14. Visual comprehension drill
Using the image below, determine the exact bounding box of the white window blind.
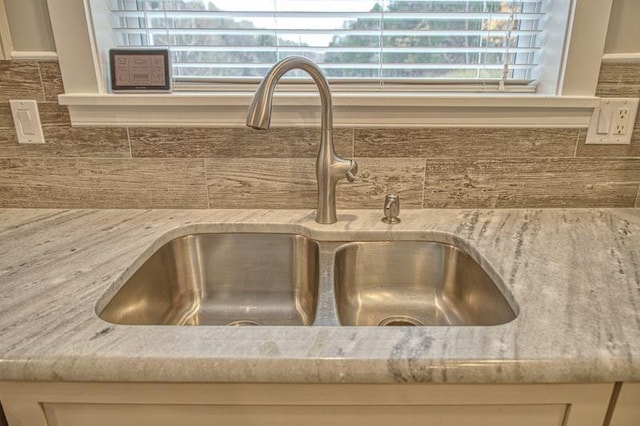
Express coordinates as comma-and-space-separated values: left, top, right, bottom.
101, 0, 546, 91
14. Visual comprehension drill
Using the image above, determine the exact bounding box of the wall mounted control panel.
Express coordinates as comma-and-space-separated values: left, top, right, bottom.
109, 49, 171, 92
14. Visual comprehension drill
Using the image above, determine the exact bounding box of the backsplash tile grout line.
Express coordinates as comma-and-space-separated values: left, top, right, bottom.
0, 155, 195, 161
36, 62, 47, 102
573, 129, 581, 158
351, 128, 355, 159
367, 156, 611, 160
126, 128, 133, 159
203, 158, 210, 209
0, 154, 637, 161
421, 159, 427, 208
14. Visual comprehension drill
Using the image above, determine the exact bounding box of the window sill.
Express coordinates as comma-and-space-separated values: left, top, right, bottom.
58, 93, 599, 128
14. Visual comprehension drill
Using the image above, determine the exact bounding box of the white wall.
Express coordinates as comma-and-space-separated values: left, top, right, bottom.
4, 0, 55, 52
604, 0, 640, 54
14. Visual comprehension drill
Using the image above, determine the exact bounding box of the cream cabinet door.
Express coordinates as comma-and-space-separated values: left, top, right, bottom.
610, 383, 640, 426
0, 382, 614, 426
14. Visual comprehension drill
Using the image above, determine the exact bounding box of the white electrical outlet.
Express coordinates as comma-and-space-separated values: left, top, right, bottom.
613, 107, 630, 135
585, 97, 639, 145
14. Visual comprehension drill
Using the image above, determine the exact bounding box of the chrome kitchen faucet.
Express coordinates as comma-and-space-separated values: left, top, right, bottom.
246, 56, 358, 224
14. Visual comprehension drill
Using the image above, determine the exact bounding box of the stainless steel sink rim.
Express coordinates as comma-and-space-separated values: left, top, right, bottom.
96, 230, 519, 328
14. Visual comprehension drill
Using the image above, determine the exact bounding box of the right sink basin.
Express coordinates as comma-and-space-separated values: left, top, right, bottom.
334, 241, 517, 326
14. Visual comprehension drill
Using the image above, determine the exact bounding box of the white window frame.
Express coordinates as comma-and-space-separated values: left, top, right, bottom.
47, 0, 612, 128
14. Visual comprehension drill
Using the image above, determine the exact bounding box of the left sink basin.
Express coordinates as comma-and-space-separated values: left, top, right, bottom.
98, 233, 320, 326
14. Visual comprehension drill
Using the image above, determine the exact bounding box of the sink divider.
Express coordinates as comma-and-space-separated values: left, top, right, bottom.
311, 242, 343, 326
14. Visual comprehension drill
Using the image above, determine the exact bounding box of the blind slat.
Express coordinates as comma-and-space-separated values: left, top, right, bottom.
114, 28, 541, 37
166, 46, 539, 53
111, 10, 543, 21
173, 62, 536, 70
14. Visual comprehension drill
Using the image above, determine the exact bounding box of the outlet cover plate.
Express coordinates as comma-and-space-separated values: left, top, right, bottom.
9, 100, 45, 144
585, 97, 639, 145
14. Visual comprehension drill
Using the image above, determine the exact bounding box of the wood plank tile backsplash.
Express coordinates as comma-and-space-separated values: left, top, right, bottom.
0, 158, 208, 208
424, 158, 640, 208
0, 62, 45, 102
130, 127, 353, 158
354, 128, 580, 158
0, 126, 130, 158
38, 62, 65, 102
337, 158, 426, 208
207, 158, 318, 209
0, 59, 639, 209
207, 157, 425, 209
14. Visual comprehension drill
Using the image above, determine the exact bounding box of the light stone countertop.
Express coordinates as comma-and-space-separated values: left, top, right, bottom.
0, 208, 639, 384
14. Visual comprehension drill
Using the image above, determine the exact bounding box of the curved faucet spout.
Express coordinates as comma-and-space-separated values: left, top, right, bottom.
246, 56, 358, 225
246, 56, 332, 131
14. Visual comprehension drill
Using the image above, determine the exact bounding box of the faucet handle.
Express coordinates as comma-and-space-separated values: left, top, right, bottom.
346, 159, 358, 183
382, 194, 401, 224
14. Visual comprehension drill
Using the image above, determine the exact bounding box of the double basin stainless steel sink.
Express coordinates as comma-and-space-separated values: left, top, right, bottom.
98, 233, 517, 327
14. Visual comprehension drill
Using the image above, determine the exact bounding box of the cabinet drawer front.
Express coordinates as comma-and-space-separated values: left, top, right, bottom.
43, 403, 568, 426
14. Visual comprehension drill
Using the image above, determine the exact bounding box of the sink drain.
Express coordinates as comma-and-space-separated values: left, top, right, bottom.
227, 320, 260, 326
378, 315, 424, 327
